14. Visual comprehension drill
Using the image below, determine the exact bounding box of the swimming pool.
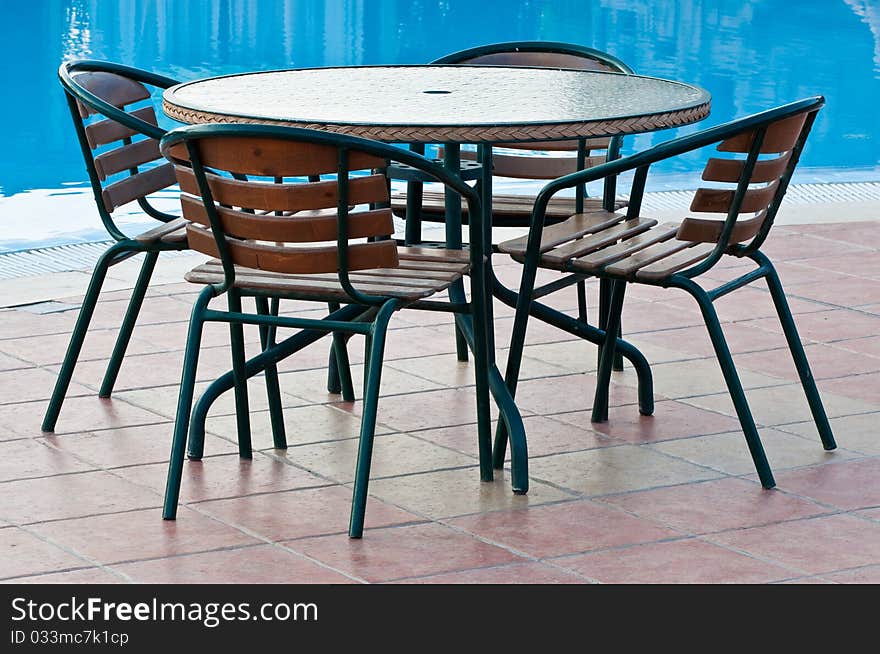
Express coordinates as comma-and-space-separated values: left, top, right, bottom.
1, 0, 878, 250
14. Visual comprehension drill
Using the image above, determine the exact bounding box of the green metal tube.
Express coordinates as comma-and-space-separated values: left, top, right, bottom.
326, 301, 356, 402
186, 303, 366, 459
349, 299, 399, 538
759, 255, 836, 450
255, 296, 287, 450
493, 279, 654, 416
576, 281, 588, 323
679, 279, 775, 488
227, 291, 253, 459
598, 279, 625, 371
42, 242, 130, 432
591, 280, 627, 423
488, 366, 528, 494
163, 286, 213, 519
404, 143, 426, 245
492, 222, 540, 470
444, 144, 469, 363
99, 251, 159, 398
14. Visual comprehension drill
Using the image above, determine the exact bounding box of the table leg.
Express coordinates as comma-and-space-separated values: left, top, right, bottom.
443, 144, 470, 363
448, 143, 528, 493
404, 143, 425, 245
490, 271, 655, 465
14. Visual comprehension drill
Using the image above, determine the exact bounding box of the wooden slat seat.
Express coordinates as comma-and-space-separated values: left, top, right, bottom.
498, 212, 714, 280
185, 250, 470, 300
390, 190, 626, 222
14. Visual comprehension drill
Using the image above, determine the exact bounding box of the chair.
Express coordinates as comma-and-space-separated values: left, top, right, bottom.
391, 41, 634, 242
387, 41, 635, 371
42, 60, 188, 432
159, 123, 491, 538
499, 97, 837, 488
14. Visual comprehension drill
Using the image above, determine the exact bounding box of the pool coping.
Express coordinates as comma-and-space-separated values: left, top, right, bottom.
0, 180, 878, 308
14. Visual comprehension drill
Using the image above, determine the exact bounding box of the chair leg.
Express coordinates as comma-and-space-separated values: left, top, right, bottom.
493, 240, 542, 469
762, 259, 836, 450
255, 296, 287, 450
598, 278, 625, 372
403, 179, 423, 246
454, 322, 469, 362
326, 301, 356, 402
42, 244, 125, 432
613, 322, 625, 371
228, 291, 252, 459
687, 283, 775, 488
576, 280, 588, 322
99, 251, 158, 398
591, 280, 627, 423
349, 299, 398, 539
163, 286, 212, 519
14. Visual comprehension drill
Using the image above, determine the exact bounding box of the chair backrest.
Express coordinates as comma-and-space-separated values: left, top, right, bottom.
58, 60, 180, 237
433, 41, 635, 180
675, 105, 819, 250
161, 129, 399, 278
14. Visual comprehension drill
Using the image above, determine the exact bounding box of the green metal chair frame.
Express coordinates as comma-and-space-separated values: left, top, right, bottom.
159, 123, 494, 538
499, 97, 837, 487
43, 60, 187, 432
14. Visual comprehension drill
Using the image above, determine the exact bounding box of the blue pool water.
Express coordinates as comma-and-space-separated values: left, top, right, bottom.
1, 0, 879, 249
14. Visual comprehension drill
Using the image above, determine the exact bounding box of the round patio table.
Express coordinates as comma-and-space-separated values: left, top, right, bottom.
164, 65, 710, 142
163, 65, 711, 494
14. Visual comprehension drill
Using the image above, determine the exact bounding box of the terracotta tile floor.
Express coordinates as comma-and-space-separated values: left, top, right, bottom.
1, 221, 879, 584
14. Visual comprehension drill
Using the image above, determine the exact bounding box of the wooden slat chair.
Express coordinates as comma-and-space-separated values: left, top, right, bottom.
42, 60, 189, 432
385, 41, 638, 376
498, 97, 837, 489
159, 124, 492, 538
391, 41, 634, 239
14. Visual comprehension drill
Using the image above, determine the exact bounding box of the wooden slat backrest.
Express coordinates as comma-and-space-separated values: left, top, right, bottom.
168, 137, 398, 275
494, 152, 606, 180
677, 110, 810, 244
455, 149, 605, 179
179, 195, 393, 243
174, 166, 388, 212
454, 51, 621, 72
185, 224, 398, 275
71, 71, 171, 212
166, 138, 384, 178
100, 163, 176, 213
73, 71, 151, 118
94, 139, 162, 179
85, 106, 158, 149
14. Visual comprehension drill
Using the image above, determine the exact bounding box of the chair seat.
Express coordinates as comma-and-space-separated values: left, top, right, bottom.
390, 190, 627, 223
185, 246, 472, 301
499, 210, 716, 281
134, 216, 188, 244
